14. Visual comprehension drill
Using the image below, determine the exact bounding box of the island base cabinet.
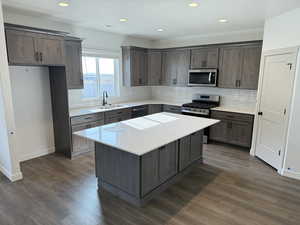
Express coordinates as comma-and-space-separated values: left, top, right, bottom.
179, 130, 203, 171
95, 144, 140, 197
141, 141, 178, 196
95, 130, 204, 207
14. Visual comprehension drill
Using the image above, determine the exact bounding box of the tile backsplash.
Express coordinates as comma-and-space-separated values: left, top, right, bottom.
151, 86, 257, 108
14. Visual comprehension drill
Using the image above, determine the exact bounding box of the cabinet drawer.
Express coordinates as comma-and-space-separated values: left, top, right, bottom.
71, 113, 104, 125
211, 110, 253, 123
163, 105, 182, 114
72, 119, 104, 132
105, 108, 131, 118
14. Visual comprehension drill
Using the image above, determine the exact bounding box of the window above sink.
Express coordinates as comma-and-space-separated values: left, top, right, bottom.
81, 55, 120, 100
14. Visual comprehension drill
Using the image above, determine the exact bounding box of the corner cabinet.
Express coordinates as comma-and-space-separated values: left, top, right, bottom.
147, 50, 163, 85
218, 42, 262, 90
122, 46, 148, 87
209, 110, 254, 148
65, 38, 84, 89
162, 49, 190, 86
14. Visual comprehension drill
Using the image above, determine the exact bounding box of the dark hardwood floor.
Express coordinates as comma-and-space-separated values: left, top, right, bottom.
1, 143, 300, 225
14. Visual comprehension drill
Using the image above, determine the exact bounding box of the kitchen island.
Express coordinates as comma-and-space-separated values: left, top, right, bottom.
75, 112, 219, 206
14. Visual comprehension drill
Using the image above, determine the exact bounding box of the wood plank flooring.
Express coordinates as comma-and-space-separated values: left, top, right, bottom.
1, 143, 300, 225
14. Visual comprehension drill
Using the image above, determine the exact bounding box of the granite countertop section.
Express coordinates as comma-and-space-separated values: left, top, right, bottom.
211, 106, 256, 115
69, 100, 185, 117
74, 112, 219, 156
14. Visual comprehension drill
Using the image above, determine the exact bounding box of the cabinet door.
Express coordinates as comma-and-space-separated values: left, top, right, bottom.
148, 104, 162, 114
163, 105, 182, 114
159, 141, 178, 183
179, 135, 191, 171
240, 45, 262, 90
105, 116, 121, 124
72, 121, 104, 154
209, 120, 228, 143
191, 48, 219, 69
132, 49, 148, 86
190, 131, 203, 161
162, 51, 177, 85
148, 51, 162, 85
35, 37, 65, 65
5, 29, 38, 65
65, 40, 83, 89
218, 46, 243, 88
229, 121, 253, 148
141, 150, 160, 196
176, 49, 190, 86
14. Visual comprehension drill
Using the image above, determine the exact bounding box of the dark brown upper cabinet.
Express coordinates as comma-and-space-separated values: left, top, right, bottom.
162, 49, 189, 86
190, 47, 219, 69
147, 50, 162, 86
5, 29, 37, 65
218, 42, 262, 90
5, 28, 65, 66
65, 38, 83, 89
122, 46, 148, 87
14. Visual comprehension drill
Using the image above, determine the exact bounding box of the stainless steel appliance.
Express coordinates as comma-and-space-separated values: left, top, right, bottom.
182, 94, 220, 143
188, 69, 218, 87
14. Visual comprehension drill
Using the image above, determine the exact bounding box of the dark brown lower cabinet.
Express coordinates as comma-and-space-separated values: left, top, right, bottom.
71, 120, 104, 157
209, 110, 254, 148
163, 105, 182, 114
95, 130, 203, 206
148, 104, 163, 114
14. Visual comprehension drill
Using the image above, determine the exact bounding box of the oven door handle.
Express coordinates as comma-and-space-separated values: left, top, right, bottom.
208, 72, 212, 83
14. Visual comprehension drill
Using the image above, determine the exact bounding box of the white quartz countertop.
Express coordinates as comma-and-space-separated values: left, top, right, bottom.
74, 112, 219, 156
69, 100, 184, 117
211, 106, 256, 115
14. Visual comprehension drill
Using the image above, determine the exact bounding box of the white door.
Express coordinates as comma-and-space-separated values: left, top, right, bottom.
256, 51, 297, 170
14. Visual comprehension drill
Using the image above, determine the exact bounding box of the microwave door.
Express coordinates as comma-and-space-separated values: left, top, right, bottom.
189, 71, 215, 86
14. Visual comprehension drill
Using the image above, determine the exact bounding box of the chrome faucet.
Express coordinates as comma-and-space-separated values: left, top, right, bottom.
102, 91, 109, 106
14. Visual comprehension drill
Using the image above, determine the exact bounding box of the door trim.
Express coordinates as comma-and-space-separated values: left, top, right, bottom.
250, 47, 299, 173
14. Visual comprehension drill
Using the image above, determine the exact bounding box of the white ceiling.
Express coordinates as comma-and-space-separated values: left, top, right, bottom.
2, 0, 300, 40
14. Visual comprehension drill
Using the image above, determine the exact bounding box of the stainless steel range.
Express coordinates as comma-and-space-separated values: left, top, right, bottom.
182, 94, 220, 143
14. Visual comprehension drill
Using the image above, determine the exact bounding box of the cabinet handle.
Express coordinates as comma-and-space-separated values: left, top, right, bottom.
235, 80, 239, 87
238, 80, 241, 87
39, 52, 43, 62
35, 52, 39, 62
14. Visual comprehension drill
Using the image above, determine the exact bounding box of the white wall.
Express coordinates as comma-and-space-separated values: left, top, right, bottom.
261, 7, 300, 179
263, 8, 300, 51
151, 28, 263, 48
0, 1, 22, 181
151, 86, 257, 109
10, 67, 55, 161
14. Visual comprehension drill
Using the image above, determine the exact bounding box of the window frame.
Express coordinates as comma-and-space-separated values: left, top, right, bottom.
81, 51, 120, 102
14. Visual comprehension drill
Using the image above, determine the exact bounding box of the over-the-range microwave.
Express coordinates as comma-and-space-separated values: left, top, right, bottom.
188, 69, 218, 87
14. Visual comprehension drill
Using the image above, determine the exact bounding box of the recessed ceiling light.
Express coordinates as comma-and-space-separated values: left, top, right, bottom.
219, 19, 228, 23
157, 28, 164, 32
58, 1, 69, 7
120, 18, 128, 22
188, 2, 199, 7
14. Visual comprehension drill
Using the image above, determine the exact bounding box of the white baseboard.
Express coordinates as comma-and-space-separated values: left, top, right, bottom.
20, 147, 55, 162
282, 169, 300, 180
0, 164, 23, 182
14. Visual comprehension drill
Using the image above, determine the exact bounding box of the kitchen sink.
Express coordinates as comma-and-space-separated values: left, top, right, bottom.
89, 104, 125, 112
